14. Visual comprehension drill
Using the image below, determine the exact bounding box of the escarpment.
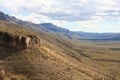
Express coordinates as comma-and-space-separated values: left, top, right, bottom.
0, 31, 42, 49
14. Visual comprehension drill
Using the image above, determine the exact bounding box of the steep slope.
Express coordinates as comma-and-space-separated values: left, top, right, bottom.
0, 21, 87, 80
40, 23, 83, 41
0, 21, 118, 80
40, 23, 70, 33
0, 12, 46, 33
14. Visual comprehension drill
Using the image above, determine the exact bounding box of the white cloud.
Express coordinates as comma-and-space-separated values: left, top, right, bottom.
0, 0, 120, 32
0, 0, 25, 14
0, 0, 120, 21
14, 13, 49, 23
68, 20, 120, 33
110, 12, 119, 15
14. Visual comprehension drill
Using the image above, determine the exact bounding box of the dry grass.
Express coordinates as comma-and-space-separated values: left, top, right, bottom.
0, 21, 120, 80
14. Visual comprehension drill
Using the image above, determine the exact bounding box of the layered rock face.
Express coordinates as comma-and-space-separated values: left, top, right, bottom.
0, 31, 42, 49
0, 31, 41, 49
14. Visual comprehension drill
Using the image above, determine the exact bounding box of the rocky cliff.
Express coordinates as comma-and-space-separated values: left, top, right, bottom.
0, 21, 42, 50
0, 31, 30, 49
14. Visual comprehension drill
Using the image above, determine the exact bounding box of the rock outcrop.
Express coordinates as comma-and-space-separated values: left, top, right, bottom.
0, 31, 41, 49
28, 35, 42, 48
0, 32, 30, 49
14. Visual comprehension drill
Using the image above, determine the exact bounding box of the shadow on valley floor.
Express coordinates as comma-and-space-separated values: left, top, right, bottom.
109, 48, 120, 51
72, 49, 91, 59
92, 59, 120, 63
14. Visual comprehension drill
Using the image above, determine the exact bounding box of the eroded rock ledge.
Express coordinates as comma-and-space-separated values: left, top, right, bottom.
0, 31, 42, 49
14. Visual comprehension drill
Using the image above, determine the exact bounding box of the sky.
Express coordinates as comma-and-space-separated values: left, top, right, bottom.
0, 0, 120, 33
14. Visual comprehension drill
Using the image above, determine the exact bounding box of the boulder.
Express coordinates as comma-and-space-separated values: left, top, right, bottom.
0, 68, 5, 80
20, 36, 31, 49
25, 37, 31, 48
28, 35, 42, 48
14, 36, 31, 49
38, 38, 42, 48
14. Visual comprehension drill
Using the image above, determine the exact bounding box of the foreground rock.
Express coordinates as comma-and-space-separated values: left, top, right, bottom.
0, 67, 5, 80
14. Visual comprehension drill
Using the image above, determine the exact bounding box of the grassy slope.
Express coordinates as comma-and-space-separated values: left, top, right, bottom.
0, 21, 120, 80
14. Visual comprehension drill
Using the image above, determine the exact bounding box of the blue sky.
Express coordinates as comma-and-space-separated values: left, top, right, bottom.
0, 0, 120, 33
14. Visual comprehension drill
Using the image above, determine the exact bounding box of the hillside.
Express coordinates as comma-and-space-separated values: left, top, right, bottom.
0, 21, 120, 80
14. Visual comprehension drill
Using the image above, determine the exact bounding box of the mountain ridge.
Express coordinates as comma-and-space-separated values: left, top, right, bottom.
0, 11, 120, 41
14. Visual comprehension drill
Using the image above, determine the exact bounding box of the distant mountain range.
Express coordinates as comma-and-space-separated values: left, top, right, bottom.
0, 11, 120, 41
